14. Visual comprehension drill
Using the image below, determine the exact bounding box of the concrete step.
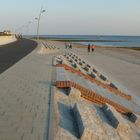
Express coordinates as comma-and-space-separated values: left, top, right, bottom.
87, 80, 140, 114
55, 65, 133, 114
67, 71, 140, 114
73, 102, 108, 140
56, 67, 69, 82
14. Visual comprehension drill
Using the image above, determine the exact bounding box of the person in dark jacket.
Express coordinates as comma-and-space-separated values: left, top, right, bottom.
65, 42, 67, 49
70, 43, 72, 49
88, 44, 90, 52
91, 44, 95, 52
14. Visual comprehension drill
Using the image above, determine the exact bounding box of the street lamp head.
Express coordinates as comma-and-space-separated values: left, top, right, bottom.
35, 8, 46, 40
41, 10, 46, 13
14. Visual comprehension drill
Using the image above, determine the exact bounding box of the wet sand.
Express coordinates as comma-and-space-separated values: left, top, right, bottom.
0, 38, 37, 74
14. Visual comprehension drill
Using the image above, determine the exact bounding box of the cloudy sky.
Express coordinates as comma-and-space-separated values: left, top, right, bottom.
0, 0, 140, 35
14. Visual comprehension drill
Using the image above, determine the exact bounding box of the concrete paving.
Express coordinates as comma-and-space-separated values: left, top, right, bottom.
68, 47, 140, 105
0, 41, 54, 140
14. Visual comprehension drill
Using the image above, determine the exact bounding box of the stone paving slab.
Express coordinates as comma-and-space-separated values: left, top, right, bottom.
0, 43, 54, 140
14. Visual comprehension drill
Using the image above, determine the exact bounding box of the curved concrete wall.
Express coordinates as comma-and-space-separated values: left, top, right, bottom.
0, 36, 17, 45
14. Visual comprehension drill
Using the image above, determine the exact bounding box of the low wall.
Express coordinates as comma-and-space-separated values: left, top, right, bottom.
0, 35, 17, 46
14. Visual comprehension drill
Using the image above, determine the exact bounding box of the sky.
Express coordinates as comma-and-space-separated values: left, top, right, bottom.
0, 0, 140, 36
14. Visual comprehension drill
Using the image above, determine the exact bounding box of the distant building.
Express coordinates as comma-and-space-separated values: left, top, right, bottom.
0, 30, 12, 36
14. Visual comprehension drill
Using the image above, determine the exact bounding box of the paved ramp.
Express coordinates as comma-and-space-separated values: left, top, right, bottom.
0, 44, 52, 140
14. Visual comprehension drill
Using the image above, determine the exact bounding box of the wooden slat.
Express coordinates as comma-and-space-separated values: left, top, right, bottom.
56, 81, 132, 115
55, 63, 131, 100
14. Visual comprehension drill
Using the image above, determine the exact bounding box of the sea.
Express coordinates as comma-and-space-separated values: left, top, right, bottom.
36, 35, 140, 48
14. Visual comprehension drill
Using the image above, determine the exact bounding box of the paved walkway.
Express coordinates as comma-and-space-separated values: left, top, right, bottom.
71, 47, 140, 98
0, 42, 54, 140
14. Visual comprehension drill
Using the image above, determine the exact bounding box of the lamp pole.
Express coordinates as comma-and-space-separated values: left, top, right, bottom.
35, 7, 46, 40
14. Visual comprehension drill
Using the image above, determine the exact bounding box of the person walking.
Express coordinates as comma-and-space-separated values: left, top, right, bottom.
91, 44, 94, 52
70, 43, 72, 49
91, 44, 96, 52
94, 44, 96, 51
68, 43, 71, 49
65, 42, 67, 49
88, 43, 90, 53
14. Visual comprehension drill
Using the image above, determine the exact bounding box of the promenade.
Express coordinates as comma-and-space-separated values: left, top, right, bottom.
0, 39, 140, 139
0, 40, 54, 140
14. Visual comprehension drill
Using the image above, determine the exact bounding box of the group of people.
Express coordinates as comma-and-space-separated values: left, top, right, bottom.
15, 34, 23, 39
65, 42, 95, 52
88, 43, 96, 53
65, 42, 72, 49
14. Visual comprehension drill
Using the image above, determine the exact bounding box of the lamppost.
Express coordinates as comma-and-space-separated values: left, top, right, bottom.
35, 7, 46, 40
